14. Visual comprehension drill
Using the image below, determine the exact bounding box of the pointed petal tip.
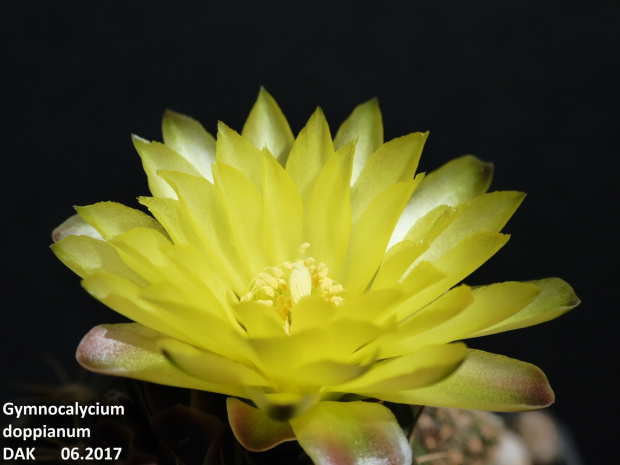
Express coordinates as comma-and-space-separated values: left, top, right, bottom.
131, 134, 150, 145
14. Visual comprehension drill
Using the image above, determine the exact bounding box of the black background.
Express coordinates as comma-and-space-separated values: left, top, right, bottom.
1, 1, 618, 463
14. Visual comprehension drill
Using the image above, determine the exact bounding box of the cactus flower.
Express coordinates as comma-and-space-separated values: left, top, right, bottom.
52, 89, 579, 465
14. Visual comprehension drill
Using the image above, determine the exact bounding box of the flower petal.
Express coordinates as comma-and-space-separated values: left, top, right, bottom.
372, 240, 429, 291
333, 98, 383, 185
289, 295, 336, 334
139, 284, 251, 362
399, 231, 510, 313
383, 282, 540, 359
242, 88, 295, 164
77, 323, 246, 397
414, 191, 525, 265
390, 155, 493, 246
337, 343, 467, 394
351, 132, 427, 222
132, 135, 201, 198
76, 201, 167, 240
305, 142, 354, 275
295, 358, 374, 387
226, 397, 296, 452
414, 281, 541, 344
290, 401, 412, 465
51, 235, 147, 285
472, 278, 580, 336
160, 338, 269, 387
262, 153, 304, 264
52, 213, 103, 242
233, 301, 287, 338
375, 285, 474, 358
138, 196, 200, 248
216, 122, 264, 193
81, 272, 198, 345
286, 108, 335, 204
372, 349, 555, 412
155, 170, 248, 295
342, 181, 417, 295
213, 162, 268, 278
162, 110, 216, 181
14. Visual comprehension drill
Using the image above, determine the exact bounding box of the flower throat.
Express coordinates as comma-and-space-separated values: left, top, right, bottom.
240, 243, 344, 325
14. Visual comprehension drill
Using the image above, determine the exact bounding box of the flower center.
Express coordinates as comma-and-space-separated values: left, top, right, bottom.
240, 243, 344, 326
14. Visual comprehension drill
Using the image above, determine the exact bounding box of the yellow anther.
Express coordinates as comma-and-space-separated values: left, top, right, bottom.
241, 244, 345, 329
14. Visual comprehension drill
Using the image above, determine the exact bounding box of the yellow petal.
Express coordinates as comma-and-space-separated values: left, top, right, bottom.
162, 110, 216, 181
233, 301, 287, 339
305, 141, 354, 275
138, 196, 199, 247
107, 227, 174, 285
335, 288, 403, 324
412, 282, 540, 348
261, 153, 304, 264
216, 122, 264, 193
213, 162, 268, 279
295, 358, 374, 387
110, 228, 234, 321
160, 337, 269, 387
132, 135, 201, 198
377, 285, 474, 358
81, 272, 194, 345
341, 181, 417, 295
399, 231, 510, 314
351, 132, 427, 222
242, 88, 295, 164
289, 295, 336, 334
336, 343, 467, 393
155, 170, 248, 295
398, 261, 446, 299
386, 282, 540, 357
140, 283, 251, 363
51, 235, 147, 286
472, 278, 580, 336
401, 203, 467, 245
76, 201, 167, 240
372, 240, 429, 291
415, 191, 525, 265
286, 108, 335, 204
333, 98, 384, 185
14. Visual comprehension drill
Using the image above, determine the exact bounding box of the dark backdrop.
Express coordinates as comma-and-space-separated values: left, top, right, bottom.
1, 1, 618, 463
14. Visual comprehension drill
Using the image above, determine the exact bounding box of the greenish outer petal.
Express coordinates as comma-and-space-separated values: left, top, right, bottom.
226, 397, 296, 452
471, 277, 580, 337
241, 87, 295, 164
76, 323, 247, 397
369, 349, 554, 412
389, 155, 493, 248
161, 109, 216, 182
290, 401, 412, 465
52, 213, 103, 242
333, 98, 384, 186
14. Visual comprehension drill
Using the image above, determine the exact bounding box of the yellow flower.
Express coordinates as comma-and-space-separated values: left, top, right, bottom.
52, 89, 579, 465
